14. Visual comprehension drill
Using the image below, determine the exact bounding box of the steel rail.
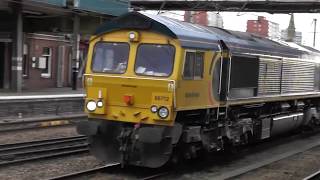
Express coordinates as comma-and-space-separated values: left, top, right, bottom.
0, 143, 88, 158
0, 119, 84, 133
0, 135, 87, 152
0, 115, 86, 126
46, 163, 121, 180
0, 148, 89, 167
303, 170, 320, 180
0, 124, 73, 133
46, 160, 170, 180
0, 136, 89, 167
140, 171, 170, 180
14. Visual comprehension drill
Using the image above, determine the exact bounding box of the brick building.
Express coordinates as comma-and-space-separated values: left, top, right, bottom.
0, 0, 128, 92
184, 11, 224, 28
184, 11, 208, 26
23, 34, 72, 90
247, 16, 280, 39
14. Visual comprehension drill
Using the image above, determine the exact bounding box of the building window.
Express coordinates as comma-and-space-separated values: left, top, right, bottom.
183, 51, 204, 79
23, 55, 28, 77
40, 47, 52, 78
23, 44, 29, 77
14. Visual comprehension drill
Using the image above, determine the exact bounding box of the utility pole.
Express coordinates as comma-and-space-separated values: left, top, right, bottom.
72, 15, 80, 90
128, 0, 133, 12
11, 2, 23, 92
313, 18, 317, 47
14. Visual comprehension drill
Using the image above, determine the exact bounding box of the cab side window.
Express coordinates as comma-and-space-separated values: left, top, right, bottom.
183, 52, 195, 79
194, 52, 204, 79
183, 51, 204, 79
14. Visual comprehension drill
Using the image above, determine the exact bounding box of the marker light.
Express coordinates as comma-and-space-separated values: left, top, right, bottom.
97, 100, 103, 108
150, 105, 158, 113
129, 32, 135, 39
158, 107, 169, 119
86, 101, 97, 112
128, 31, 139, 42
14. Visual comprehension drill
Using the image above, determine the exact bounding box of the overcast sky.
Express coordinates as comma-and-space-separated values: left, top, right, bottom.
146, 11, 320, 50
221, 12, 320, 50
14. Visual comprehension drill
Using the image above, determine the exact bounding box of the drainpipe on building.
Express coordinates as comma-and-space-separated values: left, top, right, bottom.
72, 14, 80, 90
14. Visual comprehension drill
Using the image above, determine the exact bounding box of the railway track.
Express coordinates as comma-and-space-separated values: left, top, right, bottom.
0, 117, 85, 133
303, 170, 320, 180
159, 132, 320, 180
140, 171, 171, 180
46, 163, 121, 180
0, 135, 89, 167
217, 132, 320, 180
8, 132, 318, 180
43, 132, 320, 180
47, 163, 170, 180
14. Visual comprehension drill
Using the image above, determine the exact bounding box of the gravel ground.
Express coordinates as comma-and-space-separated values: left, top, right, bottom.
233, 146, 320, 180
0, 126, 79, 144
0, 126, 103, 180
0, 154, 102, 180
83, 165, 171, 180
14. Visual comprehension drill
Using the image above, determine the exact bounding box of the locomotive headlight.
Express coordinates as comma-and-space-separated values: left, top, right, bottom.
128, 31, 139, 42
150, 105, 158, 113
129, 32, 135, 39
86, 101, 97, 112
97, 100, 103, 108
158, 107, 169, 119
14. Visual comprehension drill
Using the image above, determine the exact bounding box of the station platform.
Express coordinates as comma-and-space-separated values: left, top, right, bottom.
0, 87, 85, 98
0, 88, 86, 122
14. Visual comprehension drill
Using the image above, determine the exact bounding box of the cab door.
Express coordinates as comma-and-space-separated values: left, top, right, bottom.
176, 50, 214, 110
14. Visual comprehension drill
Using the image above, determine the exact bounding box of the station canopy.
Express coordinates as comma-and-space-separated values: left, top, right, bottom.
30, 0, 66, 7
25, 0, 129, 16
73, 0, 129, 16
130, 0, 320, 13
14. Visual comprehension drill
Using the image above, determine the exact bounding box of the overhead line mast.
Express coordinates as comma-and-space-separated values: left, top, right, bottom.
313, 18, 317, 47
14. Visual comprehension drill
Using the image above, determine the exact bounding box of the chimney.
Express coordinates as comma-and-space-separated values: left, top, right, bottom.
258, 16, 266, 22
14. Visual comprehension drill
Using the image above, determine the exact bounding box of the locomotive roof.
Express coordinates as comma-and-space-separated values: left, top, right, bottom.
94, 12, 310, 58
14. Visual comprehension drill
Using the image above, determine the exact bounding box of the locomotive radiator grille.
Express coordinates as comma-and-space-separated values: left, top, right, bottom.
258, 58, 316, 96
281, 59, 315, 93
258, 58, 282, 95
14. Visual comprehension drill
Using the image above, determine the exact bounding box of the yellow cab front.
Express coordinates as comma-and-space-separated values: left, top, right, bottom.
83, 30, 181, 126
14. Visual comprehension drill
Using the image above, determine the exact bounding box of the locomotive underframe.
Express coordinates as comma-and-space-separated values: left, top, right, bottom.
172, 99, 320, 162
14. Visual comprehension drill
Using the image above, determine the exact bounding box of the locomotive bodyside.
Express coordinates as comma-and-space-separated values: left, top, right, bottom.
78, 12, 320, 168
